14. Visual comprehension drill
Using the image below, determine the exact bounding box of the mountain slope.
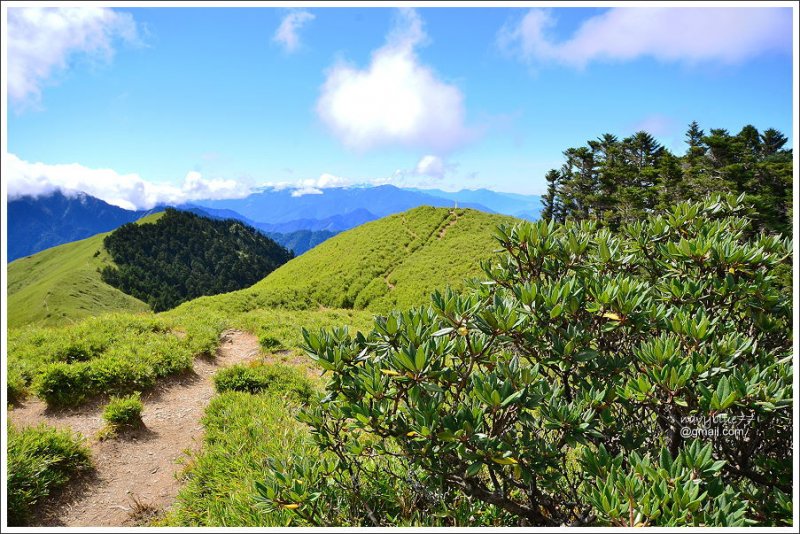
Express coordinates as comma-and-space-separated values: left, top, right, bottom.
100, 209, 293, 311
176, 206, 517, 316
254, 208, 378, 233
7, 191, 152, 262
6, 215, 163, 327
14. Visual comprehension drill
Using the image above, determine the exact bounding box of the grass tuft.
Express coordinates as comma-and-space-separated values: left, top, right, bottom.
214, 363, 314, 403
7, 425, 92, 526
103, 392, 144, 428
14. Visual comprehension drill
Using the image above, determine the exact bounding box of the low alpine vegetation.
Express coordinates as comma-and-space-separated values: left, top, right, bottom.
7, 425, 92, 526
258, 195, 792, 526
103, 392, 144, 428
162, 391, 314, 527
8, 311, 227, 407
187, 207, 515, 315
214, 363, 314, 403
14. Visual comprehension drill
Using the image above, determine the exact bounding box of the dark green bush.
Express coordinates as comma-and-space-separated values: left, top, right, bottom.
33, 362, 94, 407
260, 336, 284, 351
214, 364, 314, 403
34, 357, 157, 408
7, 425, 91, 525
258, 195, 792, 526
103, 392, 144, 427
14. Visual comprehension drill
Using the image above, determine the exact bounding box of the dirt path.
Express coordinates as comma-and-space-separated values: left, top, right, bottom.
7, 329, 262, 527
438, 210, 460, 239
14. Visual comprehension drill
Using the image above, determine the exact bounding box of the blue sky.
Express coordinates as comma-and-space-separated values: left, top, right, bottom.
5, 5, 795, 209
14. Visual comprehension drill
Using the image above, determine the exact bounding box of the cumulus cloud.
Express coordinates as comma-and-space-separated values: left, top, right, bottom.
8, 7, 138, 107
498, 8, 792, 68
414, 154, 458, 180
6, 154, 251, 211
273, 10, 315, 53
317, 8, 472, 152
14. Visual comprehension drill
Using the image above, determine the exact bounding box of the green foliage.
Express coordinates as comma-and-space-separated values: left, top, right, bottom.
545, 123, 792, 235
103, 392, 144, 427
161, 391, 314, 526
182, 207, 515, 315
7, 425, 92, 526
101, 209, 293, 312
7, 366, 28, 404
262, 195, 792, 526
214, 363, 314, 403
8, 313, 224, 407
233, 308, 377, 353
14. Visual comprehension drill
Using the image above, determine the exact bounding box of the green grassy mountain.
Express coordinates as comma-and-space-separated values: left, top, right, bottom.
177, 206, 517, 315
6, 214, 164, 328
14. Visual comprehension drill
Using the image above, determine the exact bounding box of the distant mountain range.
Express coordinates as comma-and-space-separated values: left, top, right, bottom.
406, 188, 542, 220
7, 191, 154, 262
7, 185, 542, 261
192, 184, 494, 223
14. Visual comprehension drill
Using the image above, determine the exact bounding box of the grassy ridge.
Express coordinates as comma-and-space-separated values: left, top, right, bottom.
6, 213, 164, 328
173, 207, 515, 316
7, 232, 149, 328
8, 207, 513, 328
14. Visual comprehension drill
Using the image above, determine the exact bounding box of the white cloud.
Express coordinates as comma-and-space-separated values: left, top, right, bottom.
317, 8, 472, 152
273, 10, 315, 53
291, 187, 323, 197
8, 7, 138, 107
414, 155, 452, 179
498, 8, 791, 68
6, 154, 251, 211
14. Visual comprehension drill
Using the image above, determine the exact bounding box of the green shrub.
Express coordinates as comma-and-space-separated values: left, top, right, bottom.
214, 364, 314, 403
33, 362, 94, 407
260, 336, 284, 351
258, 196, 792, 526
103, 392, 144, 427
7, 425, 91, 525
15, 313, 212, 408
7, 366, 27, 403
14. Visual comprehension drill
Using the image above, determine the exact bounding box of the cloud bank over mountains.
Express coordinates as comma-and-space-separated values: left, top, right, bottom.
6, 154, 251, 211
6, 154, 410, 208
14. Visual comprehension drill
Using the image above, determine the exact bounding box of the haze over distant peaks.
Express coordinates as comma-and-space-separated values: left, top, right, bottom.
7, 185, 542, 261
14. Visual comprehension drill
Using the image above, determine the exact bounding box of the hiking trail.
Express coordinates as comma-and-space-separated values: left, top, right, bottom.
7, 329, 262, 527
